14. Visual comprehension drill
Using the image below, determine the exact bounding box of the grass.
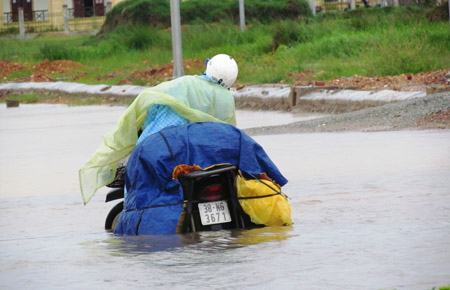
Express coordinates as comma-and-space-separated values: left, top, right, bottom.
0, 92, 134, 106
3, 93, 42, 103
0, 7, 449, 86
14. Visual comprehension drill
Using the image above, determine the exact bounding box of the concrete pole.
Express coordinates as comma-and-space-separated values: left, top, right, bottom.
18, 8, 25, 37
170, 0, 184, 78
393, 0, 399, 6
350, 0, 356, 9
106, 2, 112, 14
0, 1, 3, 31
309, 0, 316, 15
239, 0, 245, 32
63, 5, 69, 34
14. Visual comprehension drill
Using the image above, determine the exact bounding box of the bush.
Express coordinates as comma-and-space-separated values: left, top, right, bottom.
39, 43, 82, 61
99, 0, 312, 35
181, 0, 232, 23
245, 0, 312, 22
0, 26, 19, 36
111, 25, 169, 50
100, 0, 170, 35
426, 1, 449, 21
272, 20, 313, 50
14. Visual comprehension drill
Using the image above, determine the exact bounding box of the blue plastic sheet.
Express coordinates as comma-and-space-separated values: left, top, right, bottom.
114, 122, 287, 235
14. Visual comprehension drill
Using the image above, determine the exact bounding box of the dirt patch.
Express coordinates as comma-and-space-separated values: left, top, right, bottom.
10, 60, 85, 82
288, 68, 450, 92
92, 59, 203, 85
1, 58, 448, 92
416, 108, 450, 130
0, 61, 26, 78
128, 59, 203, 84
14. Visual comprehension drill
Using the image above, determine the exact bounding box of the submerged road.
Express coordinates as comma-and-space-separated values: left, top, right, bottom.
0, 104, 449, 290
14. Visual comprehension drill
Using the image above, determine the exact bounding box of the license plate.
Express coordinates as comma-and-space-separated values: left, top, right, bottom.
198, 201, 232, 226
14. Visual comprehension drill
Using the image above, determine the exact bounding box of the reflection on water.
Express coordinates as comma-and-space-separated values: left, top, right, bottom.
103, 226, 295, 255
1, 104, 449, 289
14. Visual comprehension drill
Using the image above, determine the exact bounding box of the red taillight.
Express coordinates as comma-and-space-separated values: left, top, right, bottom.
200, 184, 223, 201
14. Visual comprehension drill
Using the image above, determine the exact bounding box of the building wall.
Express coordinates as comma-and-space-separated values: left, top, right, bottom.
34, 0, 50, 11
111, 0, 125, 6
2, 0, 125, 15
49, 0, 65, 14
1, 0, 125, 30
2, 0, 9, 13
66, 0, 74, 9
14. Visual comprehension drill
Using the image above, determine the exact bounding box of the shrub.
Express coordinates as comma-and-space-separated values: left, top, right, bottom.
117, 25, 168, 50
426, 1, 449, 21
99, 0, 312, 35
0, 26, 19, 36
39, 43, 82, 61
272, 20, 313, 50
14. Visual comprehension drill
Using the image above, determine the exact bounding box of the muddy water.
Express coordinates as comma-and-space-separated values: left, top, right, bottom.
1, 104, 449, 290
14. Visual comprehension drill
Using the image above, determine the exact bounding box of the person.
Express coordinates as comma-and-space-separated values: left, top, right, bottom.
79, 54, 239, 205
114, 122, 289, 235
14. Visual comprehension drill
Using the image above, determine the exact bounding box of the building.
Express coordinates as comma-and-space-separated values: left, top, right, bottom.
1, 0, 124, 32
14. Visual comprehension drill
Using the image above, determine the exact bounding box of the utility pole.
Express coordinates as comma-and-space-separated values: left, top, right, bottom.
18, 8, 25, 37
309, 0, 316, 16
170, 0, 184, 78
239, 0, 245, 32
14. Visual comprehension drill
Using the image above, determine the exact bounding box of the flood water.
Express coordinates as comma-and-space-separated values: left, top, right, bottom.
1, 104, 449, 290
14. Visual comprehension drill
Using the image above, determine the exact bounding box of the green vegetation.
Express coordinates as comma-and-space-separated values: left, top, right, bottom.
432, 286, 450, 290
100, 0, 311, 34
4, 93, 41, 103
1, 92, 133, 106
0, 5, 448, 86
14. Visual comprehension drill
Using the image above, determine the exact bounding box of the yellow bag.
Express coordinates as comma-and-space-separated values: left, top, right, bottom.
237, 175, 292, 226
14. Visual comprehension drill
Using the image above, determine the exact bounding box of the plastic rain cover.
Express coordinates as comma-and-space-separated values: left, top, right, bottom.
79, 76, 236, 205
114, 122, 288, 235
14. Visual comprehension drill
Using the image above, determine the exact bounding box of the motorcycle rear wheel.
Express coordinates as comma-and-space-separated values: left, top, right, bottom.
105, 201, 123, 232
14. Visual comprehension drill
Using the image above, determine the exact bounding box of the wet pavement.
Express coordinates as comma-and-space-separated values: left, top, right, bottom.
1, 104, 449, 289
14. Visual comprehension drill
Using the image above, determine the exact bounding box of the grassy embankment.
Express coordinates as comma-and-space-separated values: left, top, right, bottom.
0, 5, 449, 105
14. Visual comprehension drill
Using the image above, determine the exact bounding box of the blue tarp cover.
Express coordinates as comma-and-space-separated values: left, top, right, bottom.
114, 122, 288, 235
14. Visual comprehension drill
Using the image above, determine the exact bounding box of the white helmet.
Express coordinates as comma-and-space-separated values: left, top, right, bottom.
205, 54, 238, 88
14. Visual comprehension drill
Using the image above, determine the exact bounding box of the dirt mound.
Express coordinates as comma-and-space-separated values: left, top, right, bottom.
33, 60, 84, 74
0, 61, 26, 78
2, 57, 448, 92
416, 108, 450, 129
127, 59, 203, 85
92, 59, 203, 85
289, 68, 450, 92
13, 60, 84, 82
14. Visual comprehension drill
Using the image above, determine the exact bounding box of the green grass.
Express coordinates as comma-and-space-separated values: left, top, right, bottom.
0, 6, 448, 86
3, 93, 41, 103
1, 92, 134, 106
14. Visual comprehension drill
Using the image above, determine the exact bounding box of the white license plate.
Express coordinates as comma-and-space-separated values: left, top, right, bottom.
198, 201, 232, 226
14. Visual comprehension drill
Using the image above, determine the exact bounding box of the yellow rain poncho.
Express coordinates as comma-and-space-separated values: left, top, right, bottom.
79, 75, 236, 205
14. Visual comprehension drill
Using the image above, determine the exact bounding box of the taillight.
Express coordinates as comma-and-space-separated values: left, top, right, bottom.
200, 184, 223, 201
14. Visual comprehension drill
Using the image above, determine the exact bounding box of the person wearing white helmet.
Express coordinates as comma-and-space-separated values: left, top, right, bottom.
79, 54, 239, 205
202, 54, 239, 89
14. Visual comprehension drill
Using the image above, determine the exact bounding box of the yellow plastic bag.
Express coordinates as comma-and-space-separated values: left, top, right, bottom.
237, 175, 292, 226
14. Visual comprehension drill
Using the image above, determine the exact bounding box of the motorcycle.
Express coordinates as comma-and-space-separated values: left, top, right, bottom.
105, 164, 258, 233
103, 122, 291, 235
